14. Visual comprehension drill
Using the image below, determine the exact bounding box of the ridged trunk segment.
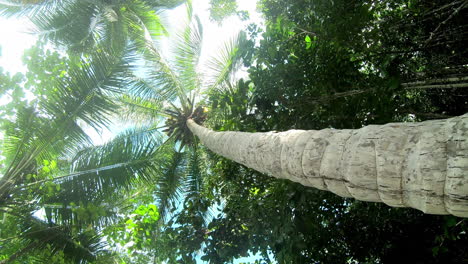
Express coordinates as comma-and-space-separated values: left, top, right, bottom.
187, 114, 468, 217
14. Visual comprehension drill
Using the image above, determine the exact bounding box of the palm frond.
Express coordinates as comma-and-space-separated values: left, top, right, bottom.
118, 94, 166, 124
0, 0, 168, 53
171, 13, 203, 96
204, 31, 248, 93
0, 106, 46, 176
155, 150, 187, 221
141, 41, 187, 106
0, 49, 145, 217
133, 2, 203, 113
50, 126, 166, 203
148, 0, 187, 10
30, 1, 100, 52
125, 0, 168, 40
126, 75, 174, 101
0, 0, 72, 18
0, 106, 72, 204
184, 145, 204, 196
116, 73, 179, 124
182, 146, 218, 225
1, 214, 107, 264
14, 126, 169, 227
41, 201, 120, 229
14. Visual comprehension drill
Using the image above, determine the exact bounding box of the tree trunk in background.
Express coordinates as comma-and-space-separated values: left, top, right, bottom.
187, 114, 468, 217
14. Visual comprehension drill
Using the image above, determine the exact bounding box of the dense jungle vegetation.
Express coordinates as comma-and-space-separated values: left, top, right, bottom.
0, 0, 467, 263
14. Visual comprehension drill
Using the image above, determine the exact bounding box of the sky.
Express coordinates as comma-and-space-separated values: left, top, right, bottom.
0, 16, 36, 73
0, 1, 269, 263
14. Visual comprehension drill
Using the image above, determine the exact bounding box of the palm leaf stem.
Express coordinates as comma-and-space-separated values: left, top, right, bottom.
16, 134, 175, 191
0, 108, 38, 190
0, 240, 40, 264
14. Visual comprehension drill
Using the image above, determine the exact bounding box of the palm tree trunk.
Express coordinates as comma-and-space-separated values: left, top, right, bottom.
187, 114, 468, 217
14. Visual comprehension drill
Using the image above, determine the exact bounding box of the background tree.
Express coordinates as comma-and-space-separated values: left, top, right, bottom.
208, 0, 249, 23
0, 1, 185, 262
0, 0, 184, 54
248, 0, 468, 130
0, 41, 176, 263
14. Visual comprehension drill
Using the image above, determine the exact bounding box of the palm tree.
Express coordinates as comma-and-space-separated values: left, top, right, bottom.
97, 2, 468, 218
0, 1, 220, 261
0, 1, 198, 260
0, 1, 231, 260
0, 0, 185, 53
186, 109, 468, 217
0, 45, 181, 262
93, 2, 468, 219
110, 1, 249, 222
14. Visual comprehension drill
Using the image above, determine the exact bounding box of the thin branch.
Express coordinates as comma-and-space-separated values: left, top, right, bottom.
404, 83, 468, 89
402, 76, 468, 87
425, 0, 468, 45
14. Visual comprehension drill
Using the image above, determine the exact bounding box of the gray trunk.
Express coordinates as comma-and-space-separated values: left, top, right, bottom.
187, 114, 468, 217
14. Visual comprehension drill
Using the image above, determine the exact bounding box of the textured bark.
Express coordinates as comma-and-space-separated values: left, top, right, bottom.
187, 114, 468, 217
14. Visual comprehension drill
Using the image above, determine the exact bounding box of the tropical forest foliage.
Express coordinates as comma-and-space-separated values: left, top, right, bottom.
0, 0, 467, 263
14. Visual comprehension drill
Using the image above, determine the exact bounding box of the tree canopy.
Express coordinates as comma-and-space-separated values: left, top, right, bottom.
0, 0, 467, 263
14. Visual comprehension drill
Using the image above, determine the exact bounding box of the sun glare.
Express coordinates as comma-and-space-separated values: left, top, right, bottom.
0, 16, 36, 73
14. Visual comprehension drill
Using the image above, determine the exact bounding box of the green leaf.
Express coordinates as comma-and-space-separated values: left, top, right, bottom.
42, 166, 51, 173
446, 217, 457, 227
305, 35, 312, 49
50, 160, 57, 169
